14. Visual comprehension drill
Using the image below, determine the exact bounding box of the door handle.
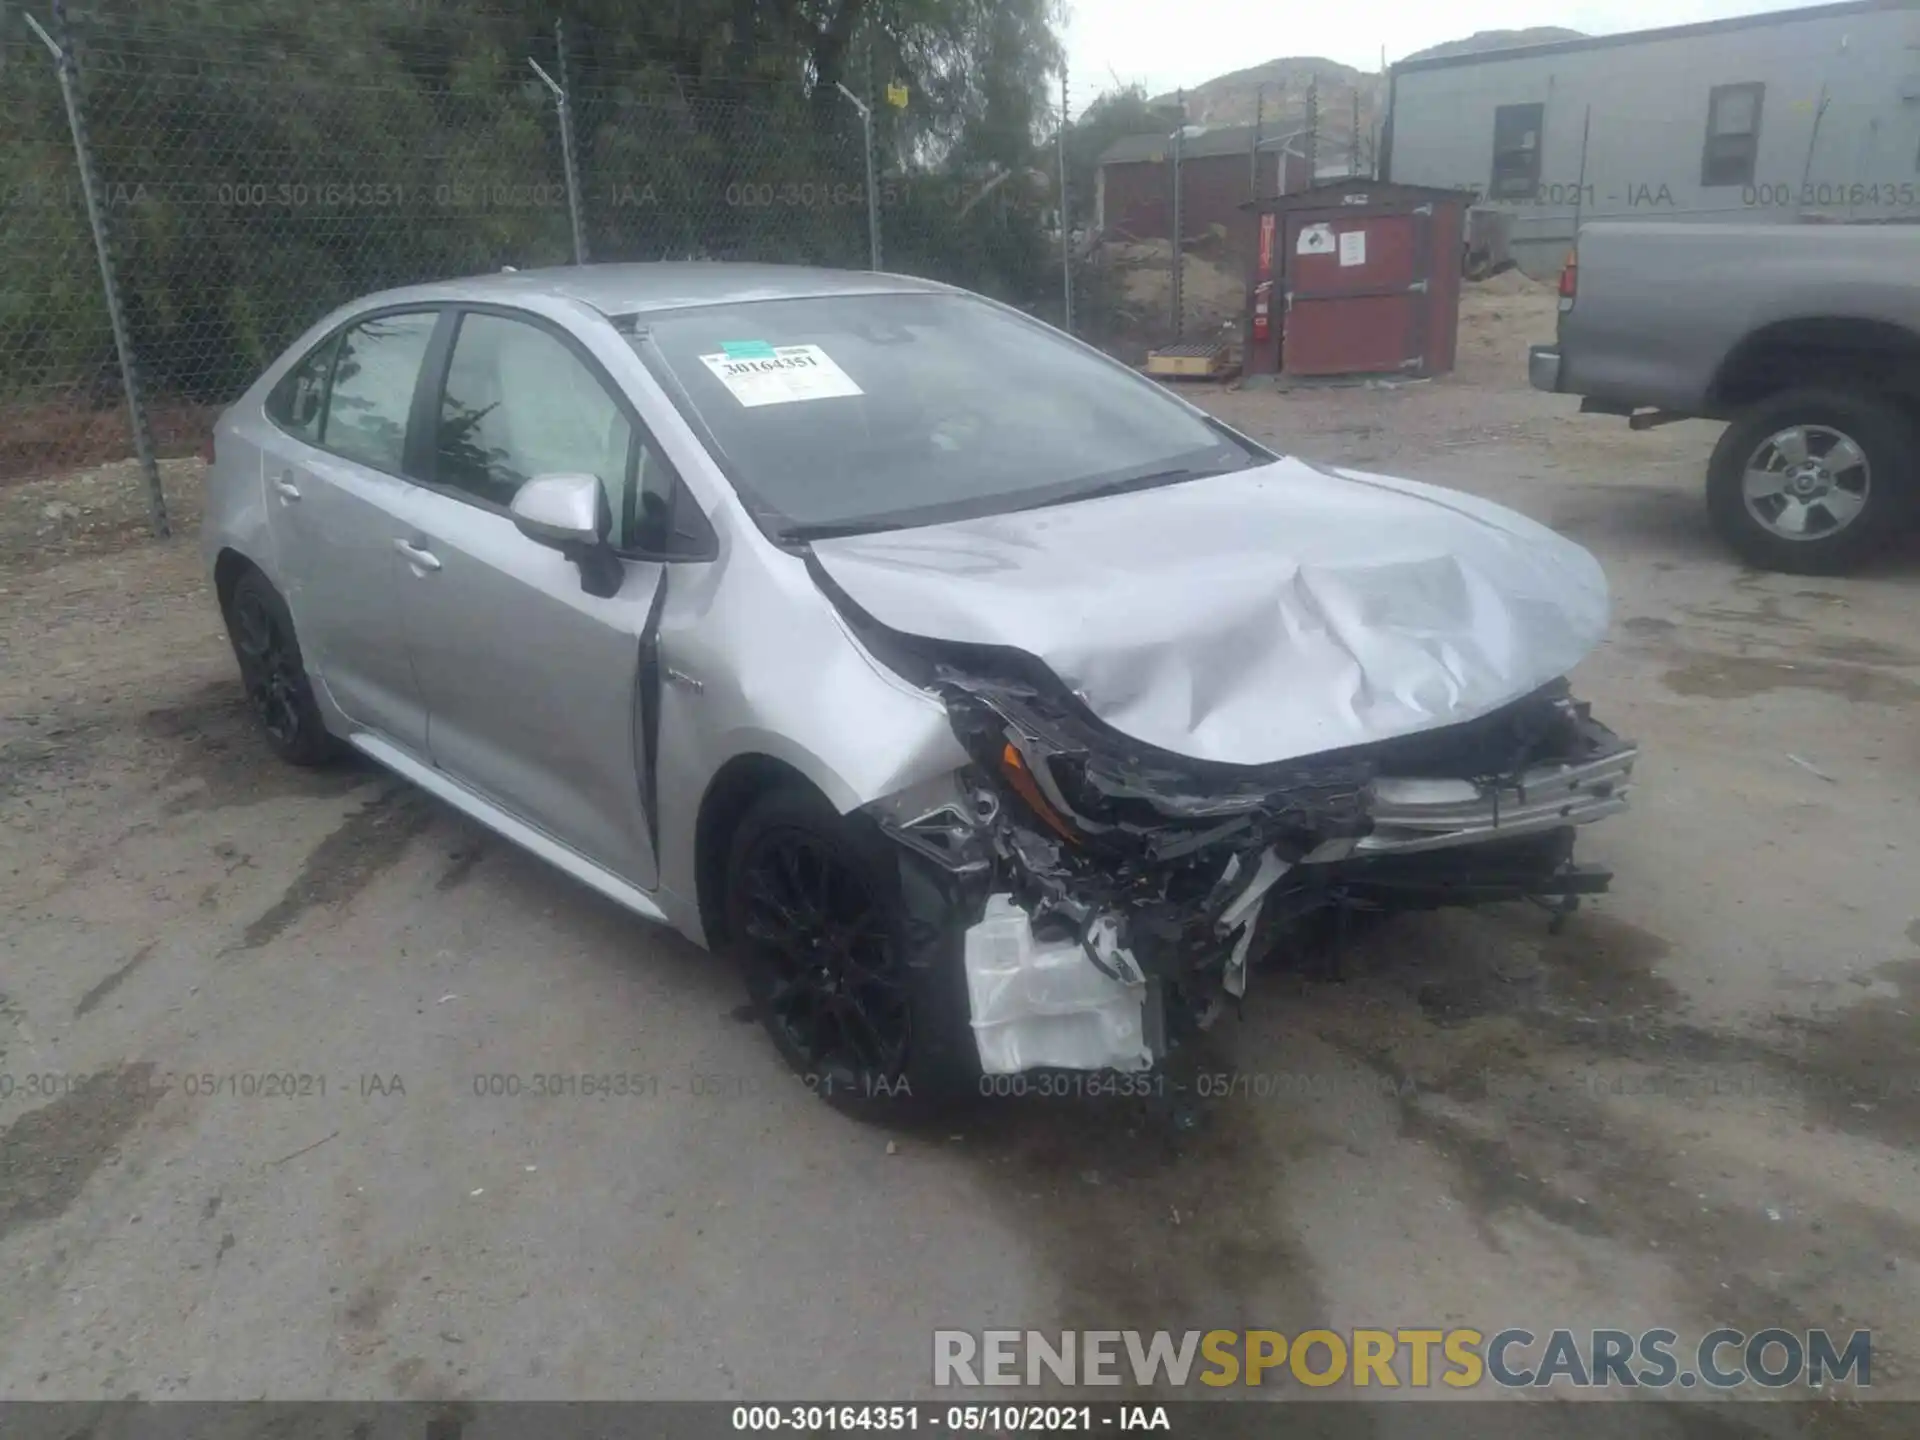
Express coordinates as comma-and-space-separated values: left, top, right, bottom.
394, 538, 442, 572
273, 475, 301, 502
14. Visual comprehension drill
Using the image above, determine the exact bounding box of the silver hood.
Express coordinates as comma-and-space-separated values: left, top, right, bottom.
809, 458, 1611, 767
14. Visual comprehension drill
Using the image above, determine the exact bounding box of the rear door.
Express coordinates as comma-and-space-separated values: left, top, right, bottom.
393, 307, 671, 888
260, 309, 443, 753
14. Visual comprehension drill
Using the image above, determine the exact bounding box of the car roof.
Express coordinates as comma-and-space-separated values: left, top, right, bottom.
353, 261, 955, 319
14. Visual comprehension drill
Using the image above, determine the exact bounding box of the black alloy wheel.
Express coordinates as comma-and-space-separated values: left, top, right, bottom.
224, 571, 336, 766
724, 785, 988, 1117
733, 812, 911, 1097
725, 791, 983, 1113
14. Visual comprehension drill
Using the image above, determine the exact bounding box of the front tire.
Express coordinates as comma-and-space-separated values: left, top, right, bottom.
222, 570, 339, 767
1706, 388, 1917, 574
724, 785, 977, 1117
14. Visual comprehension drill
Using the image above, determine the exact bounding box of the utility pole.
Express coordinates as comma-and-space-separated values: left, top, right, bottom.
1249, 83, 1264, 198
1059, 63, 1072, 333
866, 22, 881, 268
1304, 76, 1319, 184
1170, 89, 1185, 340
1377, 45, 1388, 180
551, 19, 587, 263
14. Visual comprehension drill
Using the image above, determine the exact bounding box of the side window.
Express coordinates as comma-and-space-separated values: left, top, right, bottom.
265, 333, 338, 443
1702, 83, 1764, 188
1489, 103, 1544, 200
321, 311, 439, 473
435, 313, 637, 541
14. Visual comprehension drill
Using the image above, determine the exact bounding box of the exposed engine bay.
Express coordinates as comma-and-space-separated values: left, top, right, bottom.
860, 635, 1637, 1077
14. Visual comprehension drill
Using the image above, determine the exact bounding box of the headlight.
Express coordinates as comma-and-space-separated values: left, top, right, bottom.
996, 741, 1081, 845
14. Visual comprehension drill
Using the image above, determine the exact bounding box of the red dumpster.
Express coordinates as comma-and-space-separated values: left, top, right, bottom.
1242, 182, 1473, 380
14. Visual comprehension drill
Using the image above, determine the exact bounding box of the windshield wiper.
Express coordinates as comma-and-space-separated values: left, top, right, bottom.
777, 518, 902, 542
1019, 465, 1233, 512
778, 462, 1240, 541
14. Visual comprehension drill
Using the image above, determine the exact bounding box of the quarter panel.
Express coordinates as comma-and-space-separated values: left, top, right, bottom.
203, 410, 278, 588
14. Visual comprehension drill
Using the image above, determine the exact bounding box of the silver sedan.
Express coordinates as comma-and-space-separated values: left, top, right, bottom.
203, 264, 1636, 1110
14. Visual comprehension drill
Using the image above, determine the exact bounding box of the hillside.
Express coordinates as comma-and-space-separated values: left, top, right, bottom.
1150, 58, 1382, 165
1401, 27, 1585, 63
1139, 29, 1590, 166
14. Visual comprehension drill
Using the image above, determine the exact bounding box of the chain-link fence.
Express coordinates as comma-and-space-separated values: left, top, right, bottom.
1, 2, 1077, 520
3, 7, 136, 491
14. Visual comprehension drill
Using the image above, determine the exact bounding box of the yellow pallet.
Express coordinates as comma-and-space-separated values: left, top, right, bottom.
1145, 343, 1229, 379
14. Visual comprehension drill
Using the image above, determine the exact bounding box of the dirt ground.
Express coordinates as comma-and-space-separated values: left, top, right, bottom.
2, 280, 1918, 1430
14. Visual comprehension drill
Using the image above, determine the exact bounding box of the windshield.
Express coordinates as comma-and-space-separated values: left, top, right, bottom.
627, 291, 1263, 538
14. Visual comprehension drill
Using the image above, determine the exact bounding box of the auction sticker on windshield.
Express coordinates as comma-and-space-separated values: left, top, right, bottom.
699, 344, 864, 408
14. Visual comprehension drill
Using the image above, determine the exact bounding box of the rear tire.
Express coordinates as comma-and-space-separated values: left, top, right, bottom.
222, 570, 339, 767
1706, 388, 1917, 574
724, 785, 978, 1118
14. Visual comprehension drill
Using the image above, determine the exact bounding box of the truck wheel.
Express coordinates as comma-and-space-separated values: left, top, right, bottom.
1706, 389, 1917, 574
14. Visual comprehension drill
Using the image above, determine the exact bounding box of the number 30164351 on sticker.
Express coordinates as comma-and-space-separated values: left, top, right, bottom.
698, 344, 864, 408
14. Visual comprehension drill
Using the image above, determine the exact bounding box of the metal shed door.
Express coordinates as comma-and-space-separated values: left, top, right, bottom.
1282, 211, 1426, 375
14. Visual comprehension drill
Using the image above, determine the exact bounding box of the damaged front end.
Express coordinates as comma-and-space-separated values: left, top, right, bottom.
864, 658, 1637, 1078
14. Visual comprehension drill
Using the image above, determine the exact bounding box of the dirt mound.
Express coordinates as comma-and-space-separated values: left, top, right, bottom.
1101, 237, 1243, 328
1469, 267, 1553, 296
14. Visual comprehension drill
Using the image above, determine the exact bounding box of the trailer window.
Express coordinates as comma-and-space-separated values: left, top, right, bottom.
1702, 83, 1764, 188
1489, 104, 1544, 200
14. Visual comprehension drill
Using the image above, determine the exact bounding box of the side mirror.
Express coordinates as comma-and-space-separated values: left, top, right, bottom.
510, 472, 608, 550
510, 473, 621, 598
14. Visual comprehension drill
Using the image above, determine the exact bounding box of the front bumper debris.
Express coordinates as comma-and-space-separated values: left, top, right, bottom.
867, 669, 1638, 1076
963, 894, 1154, 1075
1351, 732, 1635, 857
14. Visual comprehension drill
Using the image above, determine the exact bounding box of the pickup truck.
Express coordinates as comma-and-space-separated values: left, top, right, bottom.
1529, 220, 1920, 574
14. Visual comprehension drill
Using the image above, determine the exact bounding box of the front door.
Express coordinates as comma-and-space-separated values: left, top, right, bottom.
396, 309, 667, 888
263, 309, 441, 754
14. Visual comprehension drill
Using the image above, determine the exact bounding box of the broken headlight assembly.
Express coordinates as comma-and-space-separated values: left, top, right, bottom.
864, 658, 1637, 1078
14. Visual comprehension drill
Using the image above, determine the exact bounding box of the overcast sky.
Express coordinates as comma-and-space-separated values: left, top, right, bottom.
1061, 0, 1818, 102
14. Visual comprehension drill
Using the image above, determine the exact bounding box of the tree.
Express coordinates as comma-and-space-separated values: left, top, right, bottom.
2, 0, 1070, 412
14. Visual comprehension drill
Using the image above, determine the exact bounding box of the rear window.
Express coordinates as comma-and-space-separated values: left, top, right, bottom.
266, 333, 338, 443
629, 292, 1258, 537
322, 311, 438, 474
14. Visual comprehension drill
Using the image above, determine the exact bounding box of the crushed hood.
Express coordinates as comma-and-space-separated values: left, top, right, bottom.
809, 458, 1611, 767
